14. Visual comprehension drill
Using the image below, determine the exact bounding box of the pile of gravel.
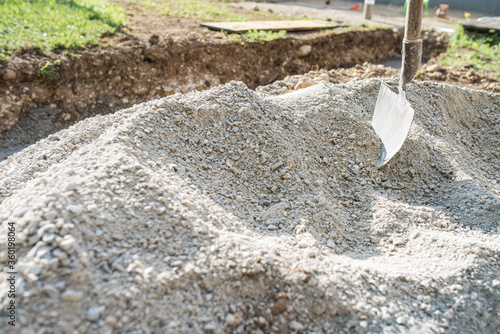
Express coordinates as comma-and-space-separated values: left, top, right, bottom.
0, 80, 499, 333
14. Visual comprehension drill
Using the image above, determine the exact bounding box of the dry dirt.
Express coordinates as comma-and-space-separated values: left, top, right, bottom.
257, 60, 500, 96
0, 27, 415, 133
0, 79, 498, 333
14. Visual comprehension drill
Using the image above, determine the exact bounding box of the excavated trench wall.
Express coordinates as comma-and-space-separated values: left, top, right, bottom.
0, 28, 445, 135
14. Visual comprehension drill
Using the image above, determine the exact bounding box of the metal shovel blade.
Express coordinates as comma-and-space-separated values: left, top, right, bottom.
372, 82, 415, 167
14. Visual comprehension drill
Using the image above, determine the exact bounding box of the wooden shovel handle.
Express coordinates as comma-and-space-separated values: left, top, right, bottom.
405, 0, 423, 40
400, 0, 423, 91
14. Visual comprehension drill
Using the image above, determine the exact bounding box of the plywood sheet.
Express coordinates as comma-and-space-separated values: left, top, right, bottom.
461, 17, 500, 32
201, 20, 343, 33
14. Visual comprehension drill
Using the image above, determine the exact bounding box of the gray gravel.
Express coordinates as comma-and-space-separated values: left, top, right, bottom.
0, 79, 499, 333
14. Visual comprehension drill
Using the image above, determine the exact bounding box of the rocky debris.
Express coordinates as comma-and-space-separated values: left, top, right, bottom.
0, 94, 22, 133
426, 64, 445, 73
225, 313, 242, 327
61, 289, 84, 302
257, 64, 398, 95
86, 305, 105, 321
148, 34, 160, 45
420, 58, 500, 93
257, 61, 499, 96
1, 68, 16, 81
0, 80, 498, 333
421, 29, 449, 57
0, 28, 413, 134
294, 78, 315, 90
272, 294, 288, 315
296, 44, 312, 57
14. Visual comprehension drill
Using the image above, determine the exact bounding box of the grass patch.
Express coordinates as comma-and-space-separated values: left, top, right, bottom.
126, 0, 314, 22
332, 24, 390, 34
0, 0, 126, 58
161, 0, 248, 21
439, 25, 499, 75
224, 29, 287, 43
253, 11, 313, 21
39, 60, 61, 85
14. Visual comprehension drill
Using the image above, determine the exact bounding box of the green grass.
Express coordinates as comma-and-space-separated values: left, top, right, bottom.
39, 60, 60, 84
127, 0, 314, 22
224, 29, 287, 43
224, 25, 385, 44
439, 25, 499, 75
0, 0, 126, 58
253, 11, 311, 21
332, 24, 390, 33
161, 0, 248, 21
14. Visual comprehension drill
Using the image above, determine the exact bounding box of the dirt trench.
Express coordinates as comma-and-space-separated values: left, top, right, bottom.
0, 28, 447, 158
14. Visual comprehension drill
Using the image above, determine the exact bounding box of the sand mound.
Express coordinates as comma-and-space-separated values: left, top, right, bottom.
0, 80, 499, 333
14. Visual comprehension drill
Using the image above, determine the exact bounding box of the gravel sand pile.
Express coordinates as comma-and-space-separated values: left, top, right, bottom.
0, 80, 499, 333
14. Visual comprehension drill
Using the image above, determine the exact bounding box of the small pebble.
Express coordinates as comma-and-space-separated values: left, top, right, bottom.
68, 205, 82, 214
290, 321, 304, 330
225, 314, 241, 327
61, 289, 83, 302
59, 236, 76, 251
296, 45, 312, 57
170, 260, 183, 267
43, 210, 58, 220
86, 306, 105, 321
272, 298, 287, 315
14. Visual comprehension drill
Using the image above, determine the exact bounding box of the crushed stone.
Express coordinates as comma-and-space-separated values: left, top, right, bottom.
0, 79, 499, 333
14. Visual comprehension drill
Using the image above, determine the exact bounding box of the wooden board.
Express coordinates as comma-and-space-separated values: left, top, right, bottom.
201, 20, 343, 33
460, 17, 500, 32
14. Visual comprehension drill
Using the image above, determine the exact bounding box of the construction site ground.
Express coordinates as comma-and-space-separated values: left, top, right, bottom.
0, 1, 498, 160
0, 2, 499, 334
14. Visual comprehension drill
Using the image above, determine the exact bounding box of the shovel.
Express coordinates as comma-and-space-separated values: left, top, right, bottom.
372, 0, 423, 167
